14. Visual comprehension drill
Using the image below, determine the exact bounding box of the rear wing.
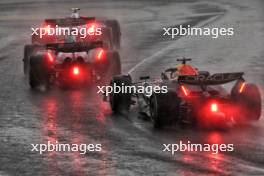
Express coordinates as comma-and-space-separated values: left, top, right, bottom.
44, 17, 95, 27
46, 41, 103, 52
178, 72, 244, 85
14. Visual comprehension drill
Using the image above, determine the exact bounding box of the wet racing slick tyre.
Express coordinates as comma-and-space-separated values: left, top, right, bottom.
106, 20, 121, 49
149, 92, 179, 129
150, 94, 165, 129
232, 83, 261, 121
108, 51, 121, 76
29, 55, 50, 89
23, 44, 41, 75
109, 75, 132, 114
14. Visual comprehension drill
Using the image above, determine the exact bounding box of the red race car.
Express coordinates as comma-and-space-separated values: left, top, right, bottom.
23, 8, 121, 89
108, 58, 262, 130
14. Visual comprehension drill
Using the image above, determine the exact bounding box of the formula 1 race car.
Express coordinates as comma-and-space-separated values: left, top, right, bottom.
23, 8, 121, 89
107, 58, 262, 129
27, 41, 120, 89
29, 8, 120, 49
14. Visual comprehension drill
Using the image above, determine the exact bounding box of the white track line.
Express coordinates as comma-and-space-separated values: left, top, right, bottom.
127, 13, 224, 74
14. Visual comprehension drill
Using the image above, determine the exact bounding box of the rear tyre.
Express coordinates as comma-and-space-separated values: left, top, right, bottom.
149, 93, 178, 129
109, 75, 132, 114
150, 94, 165, 129
232, 83, 261, 121
106, 20, 121, 49
108, 51, 121, 76
100, 51, 121, 84
23, 45, 41, 75
29, 55, 50, 89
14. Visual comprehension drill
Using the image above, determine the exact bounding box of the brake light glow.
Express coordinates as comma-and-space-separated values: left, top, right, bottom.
97, 49, 104, 60
41, 23, 54, 35
44, 25, 51, 33
88, 25, 95, 33
47, 52, 54, 63
73, 67, 80, 75
239, 82, 246, 93
181, 85, 189, 96
211, 103, 218, 112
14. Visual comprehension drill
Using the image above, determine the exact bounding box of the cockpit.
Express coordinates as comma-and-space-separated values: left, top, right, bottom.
162, 58, 198, 80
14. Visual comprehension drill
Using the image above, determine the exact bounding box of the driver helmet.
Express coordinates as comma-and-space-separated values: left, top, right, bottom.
172, 64, 198, 79
177, 64, 198, 76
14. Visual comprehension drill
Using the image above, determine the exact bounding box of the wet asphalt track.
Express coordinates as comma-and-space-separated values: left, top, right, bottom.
0, 0, 264, 175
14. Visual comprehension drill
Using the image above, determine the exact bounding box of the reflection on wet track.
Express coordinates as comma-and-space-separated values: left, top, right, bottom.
38, 89, 113, 175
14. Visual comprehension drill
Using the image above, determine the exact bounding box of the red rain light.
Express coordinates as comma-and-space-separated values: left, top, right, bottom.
44, 25, 51, 33
211, 103, 218, 112
97, 49, 104, 60
73, 67, 80, 75
239, 82, 246, 93
47, 52, 54, 63
181, 85, 189, 96
42, 23, 54, 35
88, 24, 95, 33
